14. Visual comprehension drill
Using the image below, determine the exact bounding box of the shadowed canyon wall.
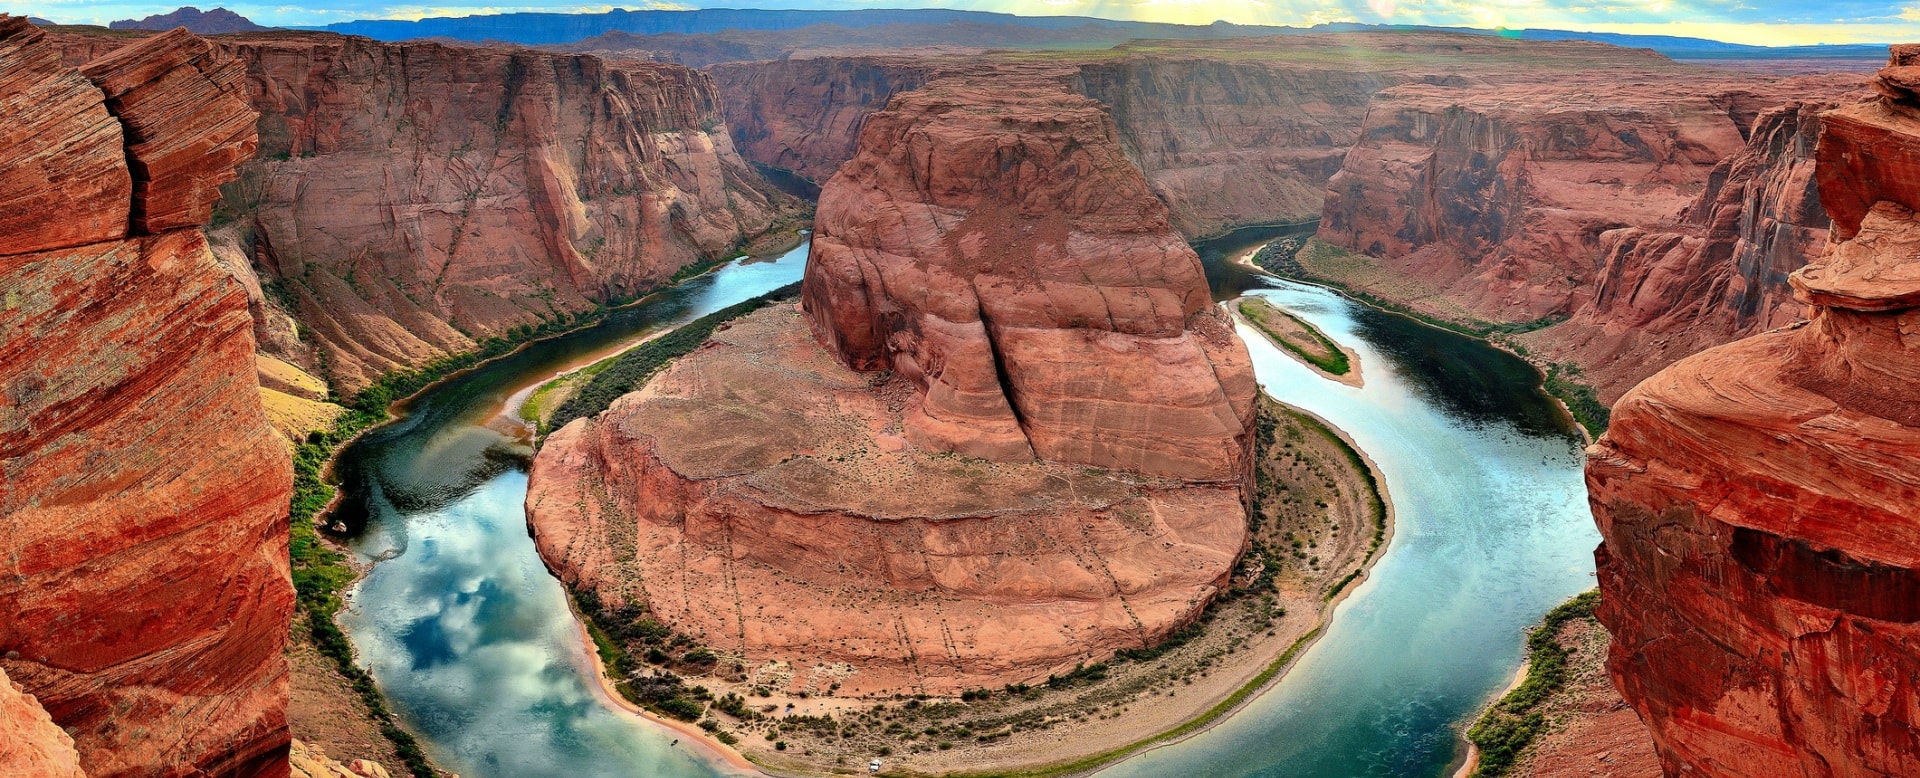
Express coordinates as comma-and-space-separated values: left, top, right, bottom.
0, 18, 295, 777
1588, 49, 1920, 776
528, 75, 1253, 696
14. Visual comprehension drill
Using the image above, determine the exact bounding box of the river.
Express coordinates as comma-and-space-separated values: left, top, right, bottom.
333, 244, 809, 778
329, 227, 1596, 778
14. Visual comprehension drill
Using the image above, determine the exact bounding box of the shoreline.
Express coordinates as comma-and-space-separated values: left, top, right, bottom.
1452, 658, 1531, 778
565, 602, 768, 776
1227, 296, 1366, 389
1083, 401, 1400, 777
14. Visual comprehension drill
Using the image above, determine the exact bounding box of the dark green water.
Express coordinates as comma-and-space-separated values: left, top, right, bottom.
328, 226, 1594, 778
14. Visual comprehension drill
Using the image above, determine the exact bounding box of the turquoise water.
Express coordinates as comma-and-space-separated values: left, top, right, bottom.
333, 244, 808, 778
327, 228, 1595, 778
1100, 256, 1597, 777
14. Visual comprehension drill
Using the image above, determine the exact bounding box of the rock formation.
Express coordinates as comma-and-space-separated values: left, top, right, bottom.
1588, 48, 1920, 777
528, 76, 1253, 695
47, 27, 804, 393
0, 17, 293, 777
804, 76, 1256, 478
1525, 97, 1856, 398
0, 669, 85, 778
216, 32, 803, 391
714, 34, 1685, 238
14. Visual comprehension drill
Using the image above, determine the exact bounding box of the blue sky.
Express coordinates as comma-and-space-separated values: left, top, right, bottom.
10, 0, 1918, 46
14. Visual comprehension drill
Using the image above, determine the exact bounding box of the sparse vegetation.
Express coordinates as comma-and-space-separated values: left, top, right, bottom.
1465, 590, 1602, 777
1238, 298, 1351, 376
544, 282, 801, 433
1543, 363, 1609, 437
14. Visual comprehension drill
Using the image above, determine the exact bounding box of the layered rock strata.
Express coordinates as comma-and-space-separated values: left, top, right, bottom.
1525, 97, 1852, 397
49, 28, 804, 393
714, 34, 1686, 237
0, 16, 294, 778
529, 77, 1254, 695
218, 32, 802, 391
1588, 51, 1920, 776
802, 77, 1256, 479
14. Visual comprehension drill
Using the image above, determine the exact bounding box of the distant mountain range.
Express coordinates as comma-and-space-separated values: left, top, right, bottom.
307, 7, 1888, 61
109, 6, 270, 34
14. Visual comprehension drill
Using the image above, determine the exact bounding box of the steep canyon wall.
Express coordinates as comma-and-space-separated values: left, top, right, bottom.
1588, 50, 1920, 777
1, 19, 294, 777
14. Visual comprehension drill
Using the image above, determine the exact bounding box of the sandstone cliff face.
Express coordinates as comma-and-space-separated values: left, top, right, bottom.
0, 668, 84, 778
713, 34, 1684, 239
0, 17, 293, 778
709, 56, 935, 184
1588, 51, 1920, 777
803, 76, 1256, 480
529, 76, 1253, 695
1319, 78, 1833, 323
1526, 97, 1856, 398
205, 32, 801, 391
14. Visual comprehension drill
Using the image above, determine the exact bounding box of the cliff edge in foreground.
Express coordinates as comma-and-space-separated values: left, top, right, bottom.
528, 75, 1254, 697
1588, 46, 1920, 777
0, 18, 294, 777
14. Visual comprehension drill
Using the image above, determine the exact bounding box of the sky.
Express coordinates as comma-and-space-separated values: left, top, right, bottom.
9, 0, 1919, 47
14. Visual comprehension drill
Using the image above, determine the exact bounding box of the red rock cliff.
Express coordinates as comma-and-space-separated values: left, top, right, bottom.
0, 668, 84, 778
0, 18, 293, 778
218, 32, 802, 391
802, 75, 1256, 480
1522, 99, 1844, 398
527, 75, 1253, 695
1588, 49, 1920, 777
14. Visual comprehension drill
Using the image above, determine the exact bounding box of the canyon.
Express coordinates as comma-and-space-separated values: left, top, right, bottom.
48, 27, 805, 394
711, 37, 1868, 399
1588, 48, 1920, 777
527, 74, 1255, 698
0, 17, 293, 777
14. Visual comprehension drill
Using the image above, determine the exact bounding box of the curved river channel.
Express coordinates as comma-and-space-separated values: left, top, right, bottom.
331, 228, 1598, 778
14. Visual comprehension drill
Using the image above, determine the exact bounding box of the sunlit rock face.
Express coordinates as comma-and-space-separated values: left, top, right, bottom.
528, 75, 1252, 696
0, 17, 294, 778
802, 76, 1257, 480
1588, 48, 1920, 778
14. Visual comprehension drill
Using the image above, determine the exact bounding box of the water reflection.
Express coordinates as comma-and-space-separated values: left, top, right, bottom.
333, 244, 808, 778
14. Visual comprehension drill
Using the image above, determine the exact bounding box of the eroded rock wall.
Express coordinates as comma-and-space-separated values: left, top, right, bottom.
1588, 50, 1920, 777
216, 32, 802, 391
528, 75, 1255, 696
0, 17, 294, 778
802, 75, 1256, 480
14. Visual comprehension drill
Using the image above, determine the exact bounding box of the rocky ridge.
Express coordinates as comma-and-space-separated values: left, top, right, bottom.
1588, 47, 1920, 776
0, 16, 294, 777
528, 75, 1254, 695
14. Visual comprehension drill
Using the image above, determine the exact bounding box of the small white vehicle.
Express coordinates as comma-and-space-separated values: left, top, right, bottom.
869, 758, 883, 773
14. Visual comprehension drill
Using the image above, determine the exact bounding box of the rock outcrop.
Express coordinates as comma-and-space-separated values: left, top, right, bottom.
0, 669, 85, 778
710, 57, 936, 184
528, 76, 1253, 695
803, 76, 1255, 479
0, 16, 293, 777
1588, 49, 1920, 777
49, 28, 805, 393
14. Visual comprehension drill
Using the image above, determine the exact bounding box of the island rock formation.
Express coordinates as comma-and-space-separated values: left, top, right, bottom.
0, 17, 294, 778
528, 76, 1254, 695
1588, 48, 1920, 777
